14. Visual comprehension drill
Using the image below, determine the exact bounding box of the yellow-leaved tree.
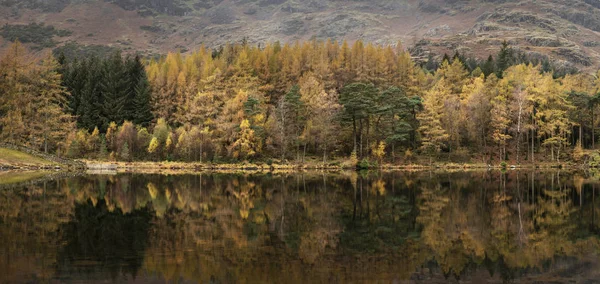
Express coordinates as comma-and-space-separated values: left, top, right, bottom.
231, 119, 258, 160
418, 79, 450, 163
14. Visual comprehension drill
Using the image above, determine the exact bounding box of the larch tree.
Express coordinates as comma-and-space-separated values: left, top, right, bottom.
417, 79, 450, 163
31, 55, 74, 154
435, 59, 468, 150
0, 41, 32, 145
490, 82, 512, 162
535, 74, 573, 162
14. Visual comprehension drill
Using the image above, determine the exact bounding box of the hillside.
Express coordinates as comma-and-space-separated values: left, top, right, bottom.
1, 0, 600, 70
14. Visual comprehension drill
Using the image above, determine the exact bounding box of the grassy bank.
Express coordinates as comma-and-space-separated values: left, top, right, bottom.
0, 146, 86, 171
0, 148, 56, 168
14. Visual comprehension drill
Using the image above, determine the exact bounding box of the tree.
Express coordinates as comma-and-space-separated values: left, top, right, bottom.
535, 74, 573, 162
30, 55, 74, 153
148, 137, 160, 160
231, 119, 258, 160
120, 142, 130, 161
372, 141, 386, 165
99, 51, 128, 129
496, 41, 514, 78
0, 41, 33, 145
132, 69, 154, 127
98, 136, 108, 160
418, 81, 449, 163
461, 73, 491, 150
280, 85, 305, 160
435, 59, 468, 151
490, 85, 512, 161
339, 83, 377, 157
482, 55, 495, 77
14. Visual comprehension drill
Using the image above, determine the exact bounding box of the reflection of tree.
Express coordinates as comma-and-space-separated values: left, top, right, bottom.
416, 183, 487, 278
56, 199, 153, 281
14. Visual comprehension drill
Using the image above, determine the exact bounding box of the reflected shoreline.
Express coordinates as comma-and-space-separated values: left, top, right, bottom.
1, 171, 599, 283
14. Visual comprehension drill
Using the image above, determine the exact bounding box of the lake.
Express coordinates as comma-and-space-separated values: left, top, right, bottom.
1, 170, 599, 283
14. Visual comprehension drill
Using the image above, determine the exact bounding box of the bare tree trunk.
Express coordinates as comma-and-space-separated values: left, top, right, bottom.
531, 116, 535, 164
580, 124, 583, 146
359, 119, 363, 158
516, 90, 524, 164
302, 142, 307, 163
323, 142, 327, 164
593, 107, 596, 149
199, 140, 203, 163
352, 117, 357, 153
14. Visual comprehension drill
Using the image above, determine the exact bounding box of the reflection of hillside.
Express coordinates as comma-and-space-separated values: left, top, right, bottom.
0, 171, 599, 282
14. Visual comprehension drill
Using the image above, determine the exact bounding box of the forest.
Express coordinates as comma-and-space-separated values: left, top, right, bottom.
1, 39, 599, 165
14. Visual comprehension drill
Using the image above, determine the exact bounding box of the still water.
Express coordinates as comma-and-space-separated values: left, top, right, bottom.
1, 170, 599, 283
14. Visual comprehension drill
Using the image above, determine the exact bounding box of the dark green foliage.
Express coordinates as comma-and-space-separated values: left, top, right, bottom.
340, 83, 377, 154
132, 74, 154, 127
279, 85, 306, 158
0, 23, 71, 49
58, 51, 152, 132
482, 55, 495, 77
377, 87, 422, 149
442, 53, 451, 64
99, 51, 128, 128
495, 40, 514, 78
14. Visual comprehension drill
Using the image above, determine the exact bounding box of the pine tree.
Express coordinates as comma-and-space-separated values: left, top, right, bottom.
125, 55, 146, 120
482, 55, 495, 77
339, 83, 377, 156
78, 57, 102, 131
99, 51, 128, 129
132, 70, 154, 127
496, 41, 513, 78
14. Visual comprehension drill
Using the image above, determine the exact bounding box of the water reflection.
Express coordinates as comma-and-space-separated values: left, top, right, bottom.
1, 170, 599, 283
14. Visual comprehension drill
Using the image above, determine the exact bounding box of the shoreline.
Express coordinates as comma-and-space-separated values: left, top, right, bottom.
0, 161, 591, 187
0, 159, 589, 175
81, 160, 584, 172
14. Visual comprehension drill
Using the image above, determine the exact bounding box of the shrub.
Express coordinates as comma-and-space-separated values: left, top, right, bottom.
1, 23, 71, 49
358, 158, 371, 170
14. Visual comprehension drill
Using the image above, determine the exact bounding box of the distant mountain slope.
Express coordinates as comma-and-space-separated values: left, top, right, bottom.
1, 0, 600, 70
